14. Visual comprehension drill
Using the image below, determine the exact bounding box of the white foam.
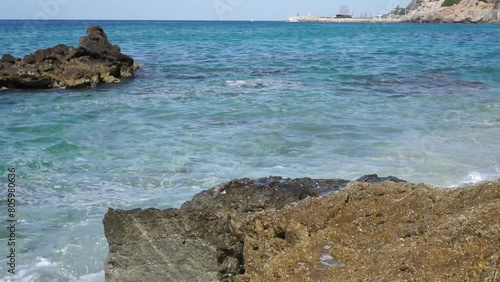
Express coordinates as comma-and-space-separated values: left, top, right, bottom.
1, 262, 104, 282
465, 171, 484, 183
226, 80, 247, 87
225, 79, 296, 89
226, 79, 270, 88
454, 171, 500, 187
35, 257, 56, 267
69, 271, 105, 282
57, 246, 69, 255
0, 258, 58, 282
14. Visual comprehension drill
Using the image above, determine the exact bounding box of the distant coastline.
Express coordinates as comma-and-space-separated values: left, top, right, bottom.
285, 16, 401, 23
287, 0, 499, 24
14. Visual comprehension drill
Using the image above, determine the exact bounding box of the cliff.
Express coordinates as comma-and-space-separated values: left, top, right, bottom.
103, 176, 500, 281
404, 0, 499, 23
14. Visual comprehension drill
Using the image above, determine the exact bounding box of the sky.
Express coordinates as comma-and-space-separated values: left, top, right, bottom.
0, 0, 412, 21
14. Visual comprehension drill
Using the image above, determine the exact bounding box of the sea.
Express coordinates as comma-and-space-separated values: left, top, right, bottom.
0, 20, 499, 281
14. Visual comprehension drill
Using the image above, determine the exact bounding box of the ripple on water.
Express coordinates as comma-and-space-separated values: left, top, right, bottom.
44, 140, 92, 154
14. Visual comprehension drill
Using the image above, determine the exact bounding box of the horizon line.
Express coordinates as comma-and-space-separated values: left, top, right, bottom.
0, 19, 284, 22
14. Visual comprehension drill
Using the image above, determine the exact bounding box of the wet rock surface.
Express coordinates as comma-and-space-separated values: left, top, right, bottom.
103, 176, 500, 282
0, 26, 137, 90
355, 174, 406, 184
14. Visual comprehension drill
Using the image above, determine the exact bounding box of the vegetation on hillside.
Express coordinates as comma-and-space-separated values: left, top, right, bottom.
442, 0, 462, 7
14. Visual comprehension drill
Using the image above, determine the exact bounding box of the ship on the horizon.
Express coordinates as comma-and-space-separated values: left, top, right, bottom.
335, 5, 352, 18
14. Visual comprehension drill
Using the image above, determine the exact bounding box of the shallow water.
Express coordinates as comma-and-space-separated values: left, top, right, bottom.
0, 20, 499, 281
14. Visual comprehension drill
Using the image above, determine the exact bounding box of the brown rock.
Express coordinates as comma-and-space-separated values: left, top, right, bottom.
39, 64, 54, 72
0, 26, 138, 90
103, 176, 351, 282
23, 54, 36, 64
239, 180, 500, 282
1, 54, 17, 64
103, 175, 500, 281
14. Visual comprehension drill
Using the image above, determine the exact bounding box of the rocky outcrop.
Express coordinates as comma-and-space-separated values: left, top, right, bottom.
103, 176, 353, 282
0, 26, 137, 89
103, 175, 500, 281
403, 0, 499, 23
239, 179, 500, 281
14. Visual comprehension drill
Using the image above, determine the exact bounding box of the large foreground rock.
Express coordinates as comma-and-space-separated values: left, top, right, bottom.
0, 26, 137, 89
103, 176, 352, 282
103, 176, 499, 281
239, 180, 500, 281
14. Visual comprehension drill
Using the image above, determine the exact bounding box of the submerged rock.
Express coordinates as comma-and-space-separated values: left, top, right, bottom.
0, 26, 137, 89
103, 176, 500, 282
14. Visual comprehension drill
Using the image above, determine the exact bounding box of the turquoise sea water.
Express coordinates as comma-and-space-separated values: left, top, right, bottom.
0, 20, 499, 281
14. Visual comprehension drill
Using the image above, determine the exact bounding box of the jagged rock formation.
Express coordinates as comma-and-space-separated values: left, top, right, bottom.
103, 175, 499, 281
403, 0, 499, 23
0, 26, 137, 89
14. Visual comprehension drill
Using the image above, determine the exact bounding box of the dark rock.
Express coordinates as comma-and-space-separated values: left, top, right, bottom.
0, 73, 53, 89
74, 26, 133, 67
356, 174, 406, 184
39, 64, 54, 72
0, 26, 137, 90
103, 176, 350, 282
23, 54, 36, 64
33, 44, 75, 64
1, 54, 16, 64
108, 63, 121, 78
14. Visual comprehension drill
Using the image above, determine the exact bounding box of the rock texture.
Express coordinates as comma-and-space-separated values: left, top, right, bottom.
0, 26, 137, 89
103, 176, 353, 282
403, 0, 500, 23
239, 180, 500, 282
103, 176, 500, 282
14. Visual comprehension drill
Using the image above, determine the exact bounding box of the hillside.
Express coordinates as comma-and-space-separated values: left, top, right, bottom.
403, 0, 499, 23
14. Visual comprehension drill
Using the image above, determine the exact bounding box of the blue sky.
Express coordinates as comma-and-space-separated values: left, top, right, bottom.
1, 0, 411, 21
